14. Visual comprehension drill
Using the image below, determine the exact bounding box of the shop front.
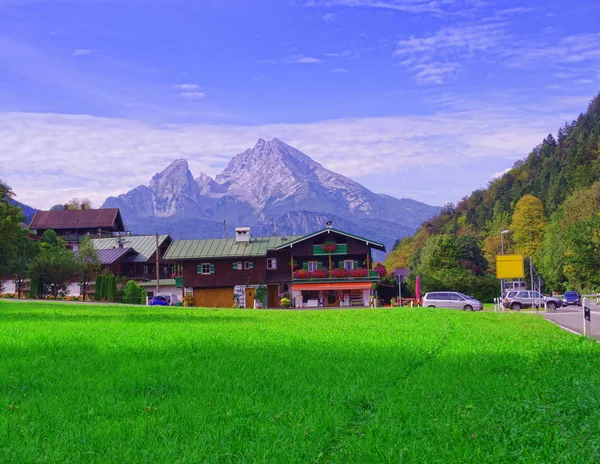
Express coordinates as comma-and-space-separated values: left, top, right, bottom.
290, 282, 373, 308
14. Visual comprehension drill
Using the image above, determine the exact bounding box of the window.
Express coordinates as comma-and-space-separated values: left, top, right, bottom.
232, 262, 242, 270
517, 291, 529, 298
267, 258, 277, 270
244, 261, 254, 270
197, 263, 214, 275
343, 260, 354, 270
307, 261, 318, 271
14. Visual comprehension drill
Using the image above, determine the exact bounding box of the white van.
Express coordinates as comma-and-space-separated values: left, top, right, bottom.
422, 291, 483, 311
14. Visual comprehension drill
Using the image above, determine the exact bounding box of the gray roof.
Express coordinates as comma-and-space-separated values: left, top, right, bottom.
92, 235, 170, 263
164, 236, 302, 260
96, 247, 136, 265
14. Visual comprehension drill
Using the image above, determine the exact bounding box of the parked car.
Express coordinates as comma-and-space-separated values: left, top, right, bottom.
157, 293, 179, 306
562, 291, 581, 307
422, 292, 483, 311
503, 290, 562, 311
149, 295, 169, 306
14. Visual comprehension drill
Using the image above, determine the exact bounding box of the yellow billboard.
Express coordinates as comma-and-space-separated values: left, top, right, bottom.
496, 254, 525, 279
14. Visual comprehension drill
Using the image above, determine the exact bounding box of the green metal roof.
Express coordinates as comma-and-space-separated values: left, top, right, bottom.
275, 228, 385, 251
91, 235, 170, 263
164, 236, 303, 260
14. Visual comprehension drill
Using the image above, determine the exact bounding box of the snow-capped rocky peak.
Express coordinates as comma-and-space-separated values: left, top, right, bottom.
149, 158, 201, 217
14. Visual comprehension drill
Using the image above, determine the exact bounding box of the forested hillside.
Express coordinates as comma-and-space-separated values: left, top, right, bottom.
386, 94, 600, 300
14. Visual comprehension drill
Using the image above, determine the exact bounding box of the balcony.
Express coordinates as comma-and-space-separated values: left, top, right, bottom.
312, 243, 348, 255
292, 269, 380, 283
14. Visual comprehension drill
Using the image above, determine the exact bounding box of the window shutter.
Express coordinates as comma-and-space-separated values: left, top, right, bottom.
210, 264, 215, 274
317, 262, 323, 270
197, 265, 202, 274
249, 262, 254, 269
302, 262, 308, 270
339, 261, 343, 269
233, 262, 237, 269
354, 260, 359, 269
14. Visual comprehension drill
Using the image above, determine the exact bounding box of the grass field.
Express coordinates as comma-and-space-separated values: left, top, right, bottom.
1, 301, 599, 463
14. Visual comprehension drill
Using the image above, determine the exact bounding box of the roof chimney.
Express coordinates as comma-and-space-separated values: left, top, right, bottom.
235, 227, 251, 243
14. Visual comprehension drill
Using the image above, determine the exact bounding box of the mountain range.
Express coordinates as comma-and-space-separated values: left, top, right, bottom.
101, 138, 440, 250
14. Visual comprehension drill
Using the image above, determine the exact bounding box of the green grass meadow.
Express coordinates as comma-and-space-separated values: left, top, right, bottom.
1, 301, 599, 463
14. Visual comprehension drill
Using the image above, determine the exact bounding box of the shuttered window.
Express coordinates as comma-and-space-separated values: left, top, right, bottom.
197, 263, 214, 275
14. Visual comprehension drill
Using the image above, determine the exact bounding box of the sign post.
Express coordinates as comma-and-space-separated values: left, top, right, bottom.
496, 254, 525, 304
583, 297, 591, 337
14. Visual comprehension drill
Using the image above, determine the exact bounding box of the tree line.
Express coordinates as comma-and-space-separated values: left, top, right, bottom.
386, 94, 600, 300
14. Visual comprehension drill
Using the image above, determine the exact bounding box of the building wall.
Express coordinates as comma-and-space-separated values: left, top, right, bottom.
183, 257, 266, 288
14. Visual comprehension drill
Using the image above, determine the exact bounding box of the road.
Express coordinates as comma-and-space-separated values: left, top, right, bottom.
543, 299, 600, 338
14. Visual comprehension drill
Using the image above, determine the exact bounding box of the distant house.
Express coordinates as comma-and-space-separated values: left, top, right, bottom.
164, 225, 386, 308
29, 207, 125, 251
92, 234, 177, 298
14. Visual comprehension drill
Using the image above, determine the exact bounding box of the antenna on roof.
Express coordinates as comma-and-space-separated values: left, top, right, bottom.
325, 220, 333, 229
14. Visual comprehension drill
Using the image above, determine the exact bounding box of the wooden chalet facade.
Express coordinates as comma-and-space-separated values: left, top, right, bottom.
29, 207, 125, 251
163, 226, 386, 308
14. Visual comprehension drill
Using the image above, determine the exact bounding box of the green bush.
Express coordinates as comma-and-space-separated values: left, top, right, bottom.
124, 280, 145, 305
106, 275, 117, 302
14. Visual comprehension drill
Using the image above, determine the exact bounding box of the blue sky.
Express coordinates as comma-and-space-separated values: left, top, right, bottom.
0, 0, 599, 209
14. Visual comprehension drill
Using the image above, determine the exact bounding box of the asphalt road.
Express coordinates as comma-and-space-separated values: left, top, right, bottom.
543, 299, 600, 338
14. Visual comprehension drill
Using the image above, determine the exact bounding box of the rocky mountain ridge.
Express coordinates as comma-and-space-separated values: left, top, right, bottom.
103, 138, 442, 249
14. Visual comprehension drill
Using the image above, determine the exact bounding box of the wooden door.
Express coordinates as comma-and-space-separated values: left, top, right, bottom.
267, 285, 279, 308
245, 288, 255, 309
326, 291, 339, 307
193, 287, 234, 308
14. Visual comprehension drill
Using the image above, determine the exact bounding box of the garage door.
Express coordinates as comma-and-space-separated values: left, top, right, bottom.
193, 287, 234, 308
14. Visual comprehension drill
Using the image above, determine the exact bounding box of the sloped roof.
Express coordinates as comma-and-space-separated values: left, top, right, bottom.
275, 228, 386, 251
96, 247, 137, 265
92, 235, 171, 263
164, 236, 302, 260
29, 208, 124, 232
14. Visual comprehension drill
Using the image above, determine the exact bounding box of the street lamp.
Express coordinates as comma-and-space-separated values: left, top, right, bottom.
500, 230, 510, 296
500, 229, 510, 254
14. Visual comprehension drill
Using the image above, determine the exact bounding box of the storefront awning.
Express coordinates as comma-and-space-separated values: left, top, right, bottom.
291, 282, 373, 291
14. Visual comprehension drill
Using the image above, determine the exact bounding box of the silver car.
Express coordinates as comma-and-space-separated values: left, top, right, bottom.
423, 291, 483, 311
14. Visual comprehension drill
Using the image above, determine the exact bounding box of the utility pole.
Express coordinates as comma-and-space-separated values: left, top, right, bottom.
500, 229, 510, 298
155, 233, 160, 299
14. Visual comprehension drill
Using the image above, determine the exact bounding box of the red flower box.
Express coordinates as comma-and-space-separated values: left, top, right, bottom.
321, 242, 338, 253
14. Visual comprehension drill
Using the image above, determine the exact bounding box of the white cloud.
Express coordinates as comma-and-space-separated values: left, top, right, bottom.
285, 55, 323, 64
491, 168, 511, 180
574, 79, 594, 85
179, 91, 206, 100
505, 33, 600, 68
173, 83, 201, 91
394, 22, 507, 83
0, 97, 588, 208
305, 0, 470, 15
331, 68, 348, 73
73, 49, 92, 56
321, 12, 337, 21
